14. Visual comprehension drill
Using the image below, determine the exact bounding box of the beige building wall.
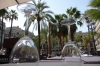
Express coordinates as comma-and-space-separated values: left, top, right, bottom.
4, 26, 35, 39
95, 22, 100, 51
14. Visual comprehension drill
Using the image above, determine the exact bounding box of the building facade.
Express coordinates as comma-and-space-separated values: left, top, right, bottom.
95, 22, 100, 51
4, 26, 35, 38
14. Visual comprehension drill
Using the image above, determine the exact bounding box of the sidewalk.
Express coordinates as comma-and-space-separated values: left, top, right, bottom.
1, 61, 100, 66
81, 56, 100, 64
46, 56, 100, 64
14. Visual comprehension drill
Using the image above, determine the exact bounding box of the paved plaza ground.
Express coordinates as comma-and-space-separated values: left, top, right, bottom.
0, 60, 100, 66
0, 56, 100, 66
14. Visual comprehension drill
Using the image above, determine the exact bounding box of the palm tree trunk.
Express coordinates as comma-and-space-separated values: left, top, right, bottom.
48, 22, 51, 57
87, 25, 90, 55
62, 36, 64, 47
0, 17, 3, 49
46, 35, 48, 55
9, 19, 13, 38
37, 19, 40, 56
70, 30, 75, 41
59, 22, 62, 51
70, 25, 77, 41
66, 36, 68, 42
59, 36, 62, 51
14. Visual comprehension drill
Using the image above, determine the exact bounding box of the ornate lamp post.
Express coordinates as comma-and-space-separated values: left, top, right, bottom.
89, 22, 97, 55
86, 17, 97, 55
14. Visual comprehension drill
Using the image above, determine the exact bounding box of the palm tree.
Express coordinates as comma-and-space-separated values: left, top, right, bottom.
8, 10, 18, 38
65, 7, 81, 41
29, 0, 54, 55
50, 7, 81, 51
89, 0, 100, 7
50, 14, 67, 51
51, 7, 81, 42
84, 0, 100, 21
0, 8, 8, 49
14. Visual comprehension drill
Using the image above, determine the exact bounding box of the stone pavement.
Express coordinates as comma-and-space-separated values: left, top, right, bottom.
0, 60, 100, 66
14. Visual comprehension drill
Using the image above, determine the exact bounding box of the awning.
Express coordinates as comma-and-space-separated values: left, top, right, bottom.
0, 0, 31, 9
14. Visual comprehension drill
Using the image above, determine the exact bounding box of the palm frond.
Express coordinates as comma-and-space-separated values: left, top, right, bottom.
0, 8, 8, 17
42, 10, 54, 14
37, 1, 47, 12
40, 20, 48, 29
66, 8, 71, 15
45, 14, 56, 22
89, 0, 100, 8
32, 21, 38, 31
62, 14, 68, 18
74, 11, 81, 18
32, 0, 37, 6
77, 21, 83, 26
85, 9, 100, 21
72, 7, 77, 14
40, 5, 49, 12
55, 14, 61, 21
66, 7, 81, 19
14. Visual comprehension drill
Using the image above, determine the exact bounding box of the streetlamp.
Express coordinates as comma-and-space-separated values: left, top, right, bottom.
87, 22, 97, 55
89, 22, 97, 55
85, 17, 97, 55
85, 17, 91, 55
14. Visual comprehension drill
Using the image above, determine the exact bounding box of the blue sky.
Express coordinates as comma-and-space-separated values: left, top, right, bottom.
6, 0, 90, 35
